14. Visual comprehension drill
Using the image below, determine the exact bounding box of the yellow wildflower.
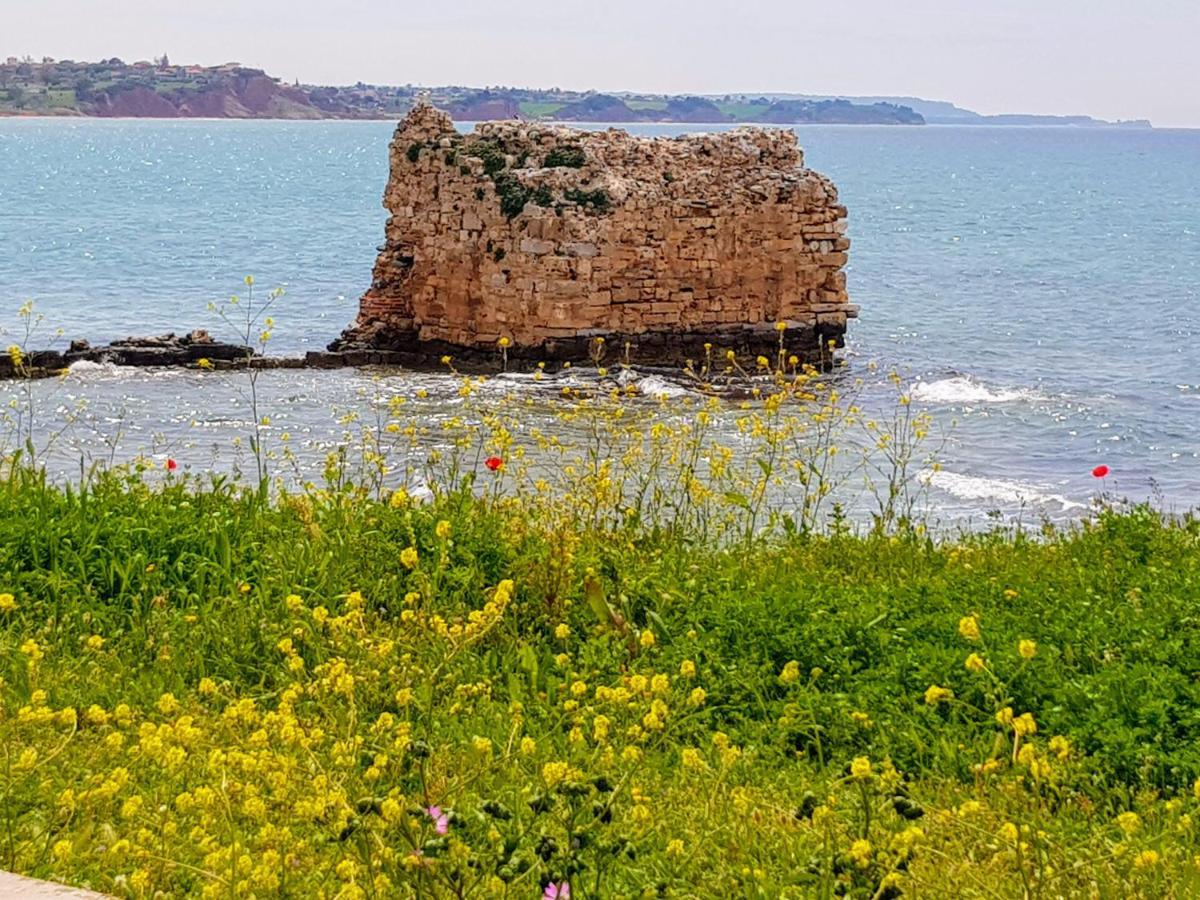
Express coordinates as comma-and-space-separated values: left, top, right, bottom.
592, 715, 611, 742
639, 630, 656, 649
541, 760, 574, 787
400, 546, 419, 569
850, 756, 873, 780
1116, 811, 1141, 835
554, 623, 571, 640
964, 652, 986, 673
1012, 713, 1037, 737
1018, 639, 1037, 660
1133, 849, 1160, 869
0, 592, 15, 613
779, 660, 801, 684
679, 659, 697, 678
958, 615, 980, 641
435, 520, 452, 539
681, 747, 706, 771
924, 684, 953, 706
1048, 735, 1071, 760
847, 839, 872, 868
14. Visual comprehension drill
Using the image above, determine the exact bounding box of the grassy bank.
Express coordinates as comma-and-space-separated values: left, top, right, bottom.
1, 467, 1199, 898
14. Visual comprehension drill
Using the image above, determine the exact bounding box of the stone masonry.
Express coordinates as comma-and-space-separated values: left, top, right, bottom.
333, 102, 856, 367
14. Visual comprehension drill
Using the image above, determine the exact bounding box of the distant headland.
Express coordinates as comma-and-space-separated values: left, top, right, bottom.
0, 56, 1152, 128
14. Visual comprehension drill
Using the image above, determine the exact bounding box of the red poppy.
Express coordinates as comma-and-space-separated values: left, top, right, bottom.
485, 456, 503, 472
1091, 465, 1109, 478
166, 458, 178, 473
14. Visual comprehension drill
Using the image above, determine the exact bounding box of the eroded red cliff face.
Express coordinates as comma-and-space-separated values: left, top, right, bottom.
335, 103, 856, 366
90, 75, 321, 119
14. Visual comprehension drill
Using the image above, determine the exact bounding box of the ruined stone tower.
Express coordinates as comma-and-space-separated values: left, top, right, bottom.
333, 103, 855, 366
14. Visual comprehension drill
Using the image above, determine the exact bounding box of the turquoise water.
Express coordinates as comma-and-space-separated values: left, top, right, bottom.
1, 118, 1198, 518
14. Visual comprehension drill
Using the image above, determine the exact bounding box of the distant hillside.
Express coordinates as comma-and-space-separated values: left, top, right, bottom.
3, 57, 1148, 127
0, 58, 924, 125
0, 58, 330, 118
711, 93, 1152, 128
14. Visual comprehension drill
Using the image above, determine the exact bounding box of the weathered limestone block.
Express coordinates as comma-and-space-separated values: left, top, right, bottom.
333, 102, 857, 367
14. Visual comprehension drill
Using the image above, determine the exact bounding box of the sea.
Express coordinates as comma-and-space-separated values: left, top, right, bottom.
0, 118, 1197, 523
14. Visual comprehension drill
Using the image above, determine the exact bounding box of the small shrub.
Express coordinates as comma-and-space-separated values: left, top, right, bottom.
406, 142, 422, 163
565, 188, 611, 212
472, 140, 508, 177
544, 145, 587, 168
493, 173, 532, 219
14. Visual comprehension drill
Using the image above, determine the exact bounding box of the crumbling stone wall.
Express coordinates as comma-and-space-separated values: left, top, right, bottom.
334, 102, 856, 366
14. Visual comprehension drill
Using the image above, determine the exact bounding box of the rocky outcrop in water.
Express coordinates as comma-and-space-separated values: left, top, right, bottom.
0, 331, 253, 377
333, 103, 857, 368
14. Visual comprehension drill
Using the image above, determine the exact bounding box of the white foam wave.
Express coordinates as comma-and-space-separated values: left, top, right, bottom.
635, 375, 693, 399
910, 376, 1036, 405
66, 360, 126, 377
924, 470, 1086, 510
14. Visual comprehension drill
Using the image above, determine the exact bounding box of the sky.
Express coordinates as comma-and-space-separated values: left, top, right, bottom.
5, 0, 1199, 127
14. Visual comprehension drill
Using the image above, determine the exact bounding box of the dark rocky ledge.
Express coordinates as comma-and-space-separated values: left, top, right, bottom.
1, 331, 253, 378
327, 321, 846, 373
1, 325, 845, 381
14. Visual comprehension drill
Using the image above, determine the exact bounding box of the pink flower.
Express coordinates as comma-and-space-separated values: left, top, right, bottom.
426, 806, 448, 835
543, 883, 570, 900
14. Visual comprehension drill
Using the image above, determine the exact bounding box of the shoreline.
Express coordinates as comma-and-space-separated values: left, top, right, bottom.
0, 112, 1173, 129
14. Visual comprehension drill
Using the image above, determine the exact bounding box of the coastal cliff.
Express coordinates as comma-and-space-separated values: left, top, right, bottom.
333, 103, 856, 367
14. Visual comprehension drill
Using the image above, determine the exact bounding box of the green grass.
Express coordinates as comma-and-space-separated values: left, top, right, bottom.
2, 463, 1200, 896
716, 102, 773, 122
519, 101, 566, 118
